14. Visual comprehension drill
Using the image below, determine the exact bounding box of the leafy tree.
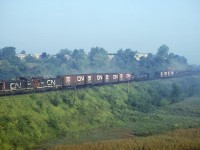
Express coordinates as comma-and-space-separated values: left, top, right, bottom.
114, 49, 137, 72
151, 45, 170, 70
56, 49, 72, 63
0, 47, 28, 80
156, 44, 169, 59
166, 52, 188, 70
25, 54, 38, 63
71, 49, 87, 71
0, 60, 21, 80
137, 53, 156, 73
41, 52, 48, 59
0, 47, 16, 60
88, 47, 109, 69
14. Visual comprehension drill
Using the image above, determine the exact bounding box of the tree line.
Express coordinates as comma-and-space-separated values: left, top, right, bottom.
0, 45, 191, 80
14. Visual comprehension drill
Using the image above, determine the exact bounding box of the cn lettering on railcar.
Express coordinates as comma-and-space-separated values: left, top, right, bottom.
10, 82, 21, 90
111, 74, 119, 83
61, 75, 86, 86
97, 75, 103, 80
126, 73, 131, 79
77, 76, 85, 82
47, 79, 56, 86
93, 74, 104, 84
119, 73, 132, 81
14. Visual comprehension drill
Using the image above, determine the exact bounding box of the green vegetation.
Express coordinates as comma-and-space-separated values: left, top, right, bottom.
49, 128, 200, 150
0, 44, 192, 80
0, 76, 200, 149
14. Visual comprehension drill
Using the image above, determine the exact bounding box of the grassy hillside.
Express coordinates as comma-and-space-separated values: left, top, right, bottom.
0, 76, 200, 150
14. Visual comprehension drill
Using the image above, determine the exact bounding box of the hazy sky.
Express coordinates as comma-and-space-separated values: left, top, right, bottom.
0, 0, 200, 64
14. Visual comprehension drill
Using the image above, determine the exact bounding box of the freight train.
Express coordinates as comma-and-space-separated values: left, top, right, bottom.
0, 70, 200, 96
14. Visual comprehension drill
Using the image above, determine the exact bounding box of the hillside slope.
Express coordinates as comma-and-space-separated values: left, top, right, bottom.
0, 76, 200, 150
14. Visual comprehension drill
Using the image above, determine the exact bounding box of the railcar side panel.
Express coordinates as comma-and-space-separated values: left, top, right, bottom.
110, 74, 119, 83
33, 77, 61, 89
93, 74, 104, 84
0, 82, 5, 91
155, 71, 174, 78
119, 73, 132, 82
60, 75, 86, 87
5, 80, 27, 91
85, 74, 93, 85
103, 74, 111, 83
19, 77, 33, 89
40, 78, 61, 88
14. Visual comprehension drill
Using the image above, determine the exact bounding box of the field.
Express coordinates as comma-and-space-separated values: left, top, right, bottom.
49, 128, 200, 150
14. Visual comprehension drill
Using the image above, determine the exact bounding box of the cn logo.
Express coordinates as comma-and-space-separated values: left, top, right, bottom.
113, 75, 118, 80
77, 76, 84, 82
47, 80, 56, 86
10, 83, 21, 90
126, 74, 131, 78
97, 75, 103, 80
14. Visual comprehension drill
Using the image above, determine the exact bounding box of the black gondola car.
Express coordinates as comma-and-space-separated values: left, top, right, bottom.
0, 80, 27, 95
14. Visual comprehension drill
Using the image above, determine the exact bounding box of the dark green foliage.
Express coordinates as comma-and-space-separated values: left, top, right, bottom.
0, 47, 16, 60
71, 49, 88, 71
171, 83, 181, 103
36, 99, 43, 108
62, 95, 74, 106
51, 99, 59, 106
113, 49, 137, 72
0, 47, 27, 80
88, 47, 109, 69
156, 44, 169, 59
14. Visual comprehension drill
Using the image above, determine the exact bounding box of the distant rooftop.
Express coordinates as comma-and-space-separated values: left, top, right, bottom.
134, 52, 149, 61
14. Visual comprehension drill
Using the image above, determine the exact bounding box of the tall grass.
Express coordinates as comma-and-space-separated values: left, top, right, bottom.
49, 128, 200, 150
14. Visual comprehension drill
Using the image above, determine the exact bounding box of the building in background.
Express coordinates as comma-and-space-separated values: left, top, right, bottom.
134, 52, 149, 61
107, 53, 117, 60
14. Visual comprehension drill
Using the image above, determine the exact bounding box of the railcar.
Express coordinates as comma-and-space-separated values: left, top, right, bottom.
110, 73, 119, 83
32, 77, 62, 89
174, 70, 194, 77
103, 74, 111, 83
133, 73, 149, 81
85, 74, 93, 85
19, 77, 33, 90
119, 73, 132, 82
0, 81, 5, 95
0, 79, 27, 95
58, 74, 86, 87
93, 74, 104, 85
154, 71, 174, 78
